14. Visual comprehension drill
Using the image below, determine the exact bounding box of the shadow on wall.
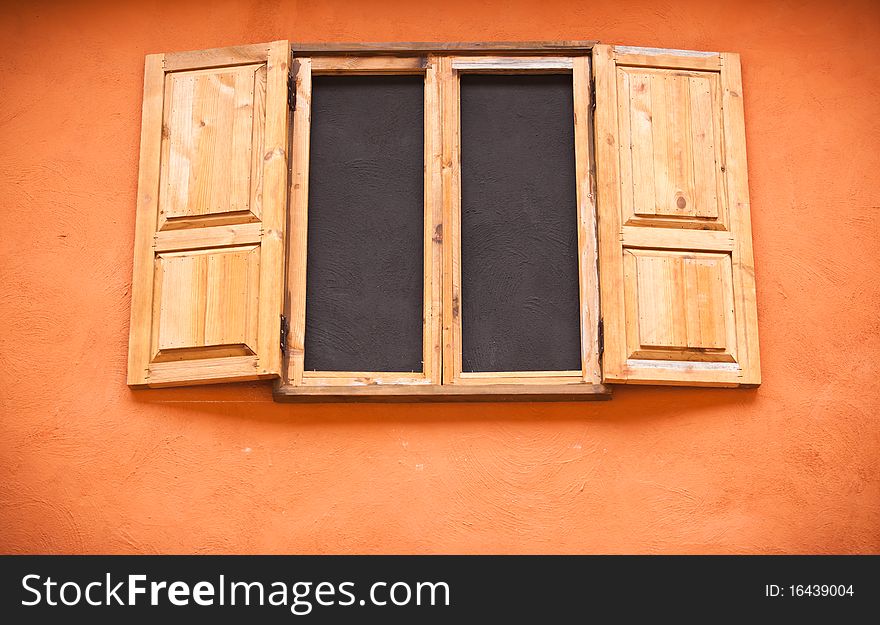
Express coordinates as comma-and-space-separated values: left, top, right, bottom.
129, 383, 759, 426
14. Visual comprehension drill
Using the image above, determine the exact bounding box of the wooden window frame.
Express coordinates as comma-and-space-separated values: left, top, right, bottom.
285, 55, 443, 390
275, 43, 610, 402
126, 40, 761, 397
440, 54, 601, 389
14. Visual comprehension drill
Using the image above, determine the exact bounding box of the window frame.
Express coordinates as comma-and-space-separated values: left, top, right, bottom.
285, 55, 443, 389
440, 55, 601, 387
275, 42, 610, 402
125, 40, 760, 396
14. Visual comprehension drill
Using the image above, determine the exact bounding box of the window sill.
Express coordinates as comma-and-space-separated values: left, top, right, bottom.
273, 383, 611, 403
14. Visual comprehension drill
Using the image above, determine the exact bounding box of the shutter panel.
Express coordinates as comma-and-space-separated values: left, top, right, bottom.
593, 44, 760, 387
127, 41, 290, 387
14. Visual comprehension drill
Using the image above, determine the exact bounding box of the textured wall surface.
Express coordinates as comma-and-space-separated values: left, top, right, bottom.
1, 0, 878, 554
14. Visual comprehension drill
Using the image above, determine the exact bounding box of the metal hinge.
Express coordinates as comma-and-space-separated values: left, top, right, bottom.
288, 75, 296, 110
590, 77, 596, 111
598, 318, 604, 358
280, 314, 289, 354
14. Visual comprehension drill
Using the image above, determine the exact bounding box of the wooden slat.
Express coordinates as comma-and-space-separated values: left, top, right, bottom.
127, 53, 166, 387
615, 47, 722, 71
156, 212, 259, 231
148, 356, 266, 387
425, 57, 444, 385
621, 359, 741, 387
450, 56, 574, 71
454, 377, 589, 386
286, 57, 312, 385
302, 373, 431, 386
573, 55, 602, 384
620, 226, 734, 251
439, 56, 460, 383
460, 370, 583, 379
628, 348, 735, 363
302, 371, 426, 378
154, 222, 262, 252
274, 382, 612, 402
684, 257, 727, 350
689, 74, 719, 218
627, 70, 656, 216
152, 344, 254, 363
615, 46, 720, 57
249, 65, 268, 221
163, 42, 276, 71
254, 40, 290, 378
721, 52, 761, 386
668, 72, 694, 216
311, 56, 427, 74
648, 71, 672, 215
291, 41, 598, 55
593, 44, 627, 381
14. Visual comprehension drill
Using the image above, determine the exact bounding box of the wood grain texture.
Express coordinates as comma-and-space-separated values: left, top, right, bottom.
164, 42, 276, 71
615, 48, 722, 71
127, 53, 166, 386
152, 246, 260, 355
286, 57, 312, 385
451, 56, 574, 71
157, 64, 262, 226
153, 222, 262, 252
127, 41, 289, 388
291, 41, 598, 54
720, 52, 761, 386
147, 355, 267, 386
623, 250, 736, 360
620, 226, 734, 251
573, 55, 602, 384
311, 56, 427, 74
254, 40, 290, 377
593, 44, 627, 382
440, 55, 461, 383
615, 66, 727, 229
595, 44, 760, 386
274, 382, 611, 402
424, 57, 444, 384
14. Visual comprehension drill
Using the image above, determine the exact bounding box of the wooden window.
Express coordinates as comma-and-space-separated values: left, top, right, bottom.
127, 41, 760, 399
440, 56, 601, 391
286, 56, 443, 391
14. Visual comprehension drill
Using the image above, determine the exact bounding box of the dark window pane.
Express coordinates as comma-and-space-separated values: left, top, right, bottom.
305, 76, 424, 372
460, 74, 581, 372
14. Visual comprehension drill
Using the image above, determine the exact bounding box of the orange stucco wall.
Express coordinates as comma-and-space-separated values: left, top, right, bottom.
1, 0, 878, 554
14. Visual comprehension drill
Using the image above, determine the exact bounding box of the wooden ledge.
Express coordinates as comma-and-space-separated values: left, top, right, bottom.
273, 383, 611, 403
291, 41, 598, 55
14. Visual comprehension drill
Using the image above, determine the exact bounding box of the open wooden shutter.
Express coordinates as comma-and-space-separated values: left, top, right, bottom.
127, 41, 290, 387
593, 44, 760, 387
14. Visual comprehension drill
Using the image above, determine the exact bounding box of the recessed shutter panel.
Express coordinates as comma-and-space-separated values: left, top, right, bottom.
593, 45, 760, 386
127, 41, 290, 387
